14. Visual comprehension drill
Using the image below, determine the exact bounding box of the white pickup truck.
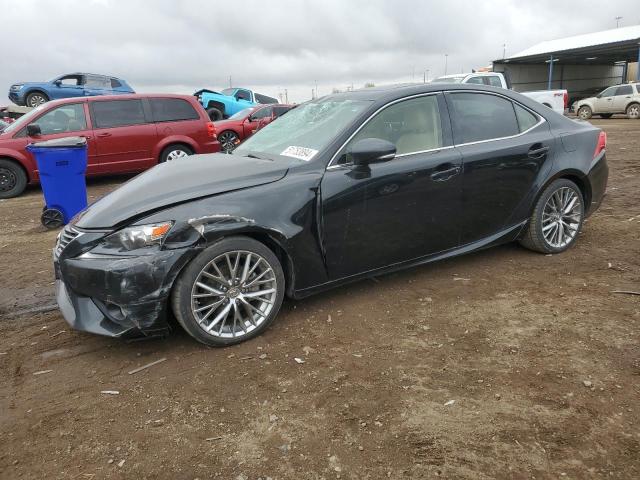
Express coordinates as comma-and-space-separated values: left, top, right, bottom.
432, 72, 568, 115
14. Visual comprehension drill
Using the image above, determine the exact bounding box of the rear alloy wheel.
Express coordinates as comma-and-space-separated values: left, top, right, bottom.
171, 237, 285, 346
160, 145, 192, 163
0, 159, 28, 199
519, 179, 584, 254
626, 103, 640, 119
577, 105, 592, 120
218, 130, 240, 152
25, 92, 48, 108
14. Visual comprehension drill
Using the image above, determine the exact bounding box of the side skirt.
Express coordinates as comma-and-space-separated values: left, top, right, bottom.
292, 221, 527, 299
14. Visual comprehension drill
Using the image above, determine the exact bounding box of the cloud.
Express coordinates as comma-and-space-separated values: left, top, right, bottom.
1, 0, 639, 102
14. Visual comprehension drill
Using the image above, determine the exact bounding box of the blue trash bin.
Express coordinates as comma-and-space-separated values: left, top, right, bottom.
26, 136, 88, 229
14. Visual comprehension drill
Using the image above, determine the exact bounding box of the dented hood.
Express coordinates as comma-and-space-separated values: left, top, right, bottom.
75, 153, 290, 229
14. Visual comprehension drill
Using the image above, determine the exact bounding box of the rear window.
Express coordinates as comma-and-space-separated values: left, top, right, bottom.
150, 98, 200, 122
92, 99, 146, 128
448, 92, 519, 144
616, 85, 633, 96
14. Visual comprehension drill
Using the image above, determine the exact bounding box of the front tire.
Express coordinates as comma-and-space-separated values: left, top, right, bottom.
577, 105, 592, 120
0, 159, 28, 198
159, 144, 192, 163
218, 130, 240, 152
626, 103, 640, 119
25, 91, 49, 108
519, 179, 584, 254
171, 236, 285, 347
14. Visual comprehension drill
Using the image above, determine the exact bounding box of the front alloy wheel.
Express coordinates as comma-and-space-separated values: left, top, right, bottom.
172, 237, 285, 346
577, 105, 592, 120
26, 92, 47, 107
219, 131, 240, 152
519, 179, 584, 254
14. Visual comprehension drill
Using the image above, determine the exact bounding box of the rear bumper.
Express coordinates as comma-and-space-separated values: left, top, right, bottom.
586, 152, 608, 217
54, 247, 195, 338
201, 139, 221, 154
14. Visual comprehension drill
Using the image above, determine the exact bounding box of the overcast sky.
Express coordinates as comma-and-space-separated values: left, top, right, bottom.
2, 0, 639, 103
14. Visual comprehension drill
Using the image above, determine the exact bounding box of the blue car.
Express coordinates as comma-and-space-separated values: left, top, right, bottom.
8, 73, 134, 107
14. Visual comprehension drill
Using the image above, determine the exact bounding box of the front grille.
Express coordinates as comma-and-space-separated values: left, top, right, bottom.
55, 225, 82, 256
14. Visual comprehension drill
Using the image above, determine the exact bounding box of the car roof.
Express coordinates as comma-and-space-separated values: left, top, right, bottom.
64, 72, 124, 80
38, 93, 198, 108
324, 82, 513, 103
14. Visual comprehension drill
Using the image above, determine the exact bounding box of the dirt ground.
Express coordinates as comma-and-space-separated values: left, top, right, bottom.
0, 118, 638, 480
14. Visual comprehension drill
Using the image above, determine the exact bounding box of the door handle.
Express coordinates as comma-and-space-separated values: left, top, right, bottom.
430, 165, 461, 182
96, 132, 112, 138
528, 145, 549, 159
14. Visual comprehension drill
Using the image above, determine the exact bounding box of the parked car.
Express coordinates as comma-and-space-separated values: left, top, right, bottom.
432, 72, 568, 114
54, 83, 608, 347
194, 87, 278, 121
0, 94, 220, 198
215, 104, 293, 152
8, 73, 134, 108
573, 83, 640, 120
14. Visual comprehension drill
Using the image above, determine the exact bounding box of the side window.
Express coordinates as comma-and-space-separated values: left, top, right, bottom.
251, 106, 273, 120
235, 89, 251, 101
150, 98, 200, 122
92, 100, 146, 128
273, 106, 291, 117
466, 76, 484, 85
616, 85, 633, 96
35, 104, 87, 134
448, 92, 519, 144
85, 75, 110, 89
342, 95, 443, 161
514, 103, 538, 132
58, 75, 83, 86
486, 76, 503, 88
110, 78, 122, 89
600, 87, 617, 98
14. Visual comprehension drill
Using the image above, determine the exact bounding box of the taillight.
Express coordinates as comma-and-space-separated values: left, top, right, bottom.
206, 122, 216, 139
563, 91, 568, 109
593, 131, 606, 158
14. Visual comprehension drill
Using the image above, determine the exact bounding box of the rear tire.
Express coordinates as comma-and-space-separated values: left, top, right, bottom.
171, 236, 285, 347
626, 103, 640, 119
0, 159, 28, 198
519, 179, 584, 254
25, 91, 49, 108
207, 108, 223, 121
159, 144, 192, 163
577, 105, 592, 120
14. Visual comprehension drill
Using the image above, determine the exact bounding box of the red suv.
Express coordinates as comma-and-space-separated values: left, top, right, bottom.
0, 94, 220, 198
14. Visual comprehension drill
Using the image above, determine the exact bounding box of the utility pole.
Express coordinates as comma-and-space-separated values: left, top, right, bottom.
503, 43, 507, 59
229, 75, 232, 88
423, 71, 426, 83
285, 89, 288, 104
426, 69, 430, 82
315, 80, 318, 98
444, 54, 449, 76
615, 16, 623, 28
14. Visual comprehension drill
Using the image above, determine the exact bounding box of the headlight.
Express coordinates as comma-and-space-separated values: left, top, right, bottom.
10, 84, 23, 91
104, 222, 173, 251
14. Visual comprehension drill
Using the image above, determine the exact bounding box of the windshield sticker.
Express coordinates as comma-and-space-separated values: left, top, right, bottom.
280, 146, 318, 161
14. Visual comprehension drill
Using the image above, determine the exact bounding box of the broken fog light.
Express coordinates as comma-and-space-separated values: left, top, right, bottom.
104, 222, 173, 251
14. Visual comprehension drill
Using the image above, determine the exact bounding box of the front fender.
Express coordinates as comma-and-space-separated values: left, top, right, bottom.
0, 148, 35, 182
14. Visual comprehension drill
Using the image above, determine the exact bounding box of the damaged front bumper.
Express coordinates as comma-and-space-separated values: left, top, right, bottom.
54, 245, 195, 339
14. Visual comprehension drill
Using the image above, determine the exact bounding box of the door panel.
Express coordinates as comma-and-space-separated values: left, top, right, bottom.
455, 128, 553, 244
90, 99, 157, 173
321, 93, 462, 280
321, 148, 463, 279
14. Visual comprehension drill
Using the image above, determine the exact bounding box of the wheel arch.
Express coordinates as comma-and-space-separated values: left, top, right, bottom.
24, 88, 49, 101
205, 100, 226, 115
154, 137, 198, 161
0, 154, 32, 183
535, 169, 592, 213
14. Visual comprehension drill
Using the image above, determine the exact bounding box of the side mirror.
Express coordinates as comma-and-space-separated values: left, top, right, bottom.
348, 138, 396, 166
54, 80, 62, 87
26, 124, 42, 137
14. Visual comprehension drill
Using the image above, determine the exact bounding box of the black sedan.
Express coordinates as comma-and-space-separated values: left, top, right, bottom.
54, 83, 608, 346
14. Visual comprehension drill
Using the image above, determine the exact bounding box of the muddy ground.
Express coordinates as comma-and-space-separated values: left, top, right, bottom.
0, 118, 638, 480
